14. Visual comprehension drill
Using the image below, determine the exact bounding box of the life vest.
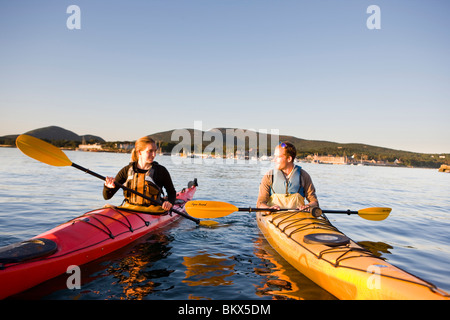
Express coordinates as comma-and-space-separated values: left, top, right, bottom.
122, 162, 162, 207
268, 165, 306, 209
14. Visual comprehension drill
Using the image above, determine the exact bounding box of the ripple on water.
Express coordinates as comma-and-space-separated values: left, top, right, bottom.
1, 149, 449, 299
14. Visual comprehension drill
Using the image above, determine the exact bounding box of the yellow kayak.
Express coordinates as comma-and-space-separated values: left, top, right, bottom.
256, 210, 450, 300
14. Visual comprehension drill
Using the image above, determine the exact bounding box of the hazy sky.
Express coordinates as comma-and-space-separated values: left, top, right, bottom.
1, 0, 449, 153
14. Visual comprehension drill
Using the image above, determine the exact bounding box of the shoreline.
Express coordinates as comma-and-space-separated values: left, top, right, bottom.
2, 145, 442, 170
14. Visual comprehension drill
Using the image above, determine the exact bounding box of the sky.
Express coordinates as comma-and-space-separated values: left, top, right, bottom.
1, 0, 449, 154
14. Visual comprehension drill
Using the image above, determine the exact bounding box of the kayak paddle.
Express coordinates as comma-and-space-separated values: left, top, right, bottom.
15, 134, 215, 226
185, 200, 391, 221
317, 208, 392, 221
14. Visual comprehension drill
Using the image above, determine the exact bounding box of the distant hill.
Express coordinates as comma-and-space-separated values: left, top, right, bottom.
25, 126, 105, 143
0, 126, 104, 144
1, 126, 447, 168
148, 127, 412, 156
147, 128, 448, 168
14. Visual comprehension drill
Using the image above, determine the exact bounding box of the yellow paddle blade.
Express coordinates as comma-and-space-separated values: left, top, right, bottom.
185, 200, 238, 218
357, 207, 391, 221
16, 134, 72, 167
199, 220, 220, 227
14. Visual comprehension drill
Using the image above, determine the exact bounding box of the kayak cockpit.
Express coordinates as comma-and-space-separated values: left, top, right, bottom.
0, 238, 58, 266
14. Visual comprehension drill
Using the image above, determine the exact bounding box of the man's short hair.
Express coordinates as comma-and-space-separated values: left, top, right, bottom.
279, 141, 296, 162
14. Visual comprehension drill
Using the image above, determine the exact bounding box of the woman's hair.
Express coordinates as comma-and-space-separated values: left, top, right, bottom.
131, 136, 156, 162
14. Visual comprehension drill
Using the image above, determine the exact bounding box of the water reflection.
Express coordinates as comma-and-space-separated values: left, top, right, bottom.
106, 233, 174, 300
357, 241, 394, 260
2, 148, 449, 298
253, 236, 337, 300
182, 251, 236, 288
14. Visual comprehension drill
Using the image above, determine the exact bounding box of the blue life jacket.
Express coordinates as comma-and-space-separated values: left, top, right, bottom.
270, 165, 305, 197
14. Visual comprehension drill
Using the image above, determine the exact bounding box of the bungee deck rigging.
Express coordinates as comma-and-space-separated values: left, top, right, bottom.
0, 182, 197, 299
72, 206, 167, 239
0, 206, 178, 271
259, 210, 450, 299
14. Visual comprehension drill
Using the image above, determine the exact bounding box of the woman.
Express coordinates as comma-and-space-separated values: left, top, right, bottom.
103, 136, 175, 212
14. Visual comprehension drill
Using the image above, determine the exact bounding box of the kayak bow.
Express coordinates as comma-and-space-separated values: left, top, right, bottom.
257, 210, 450, 300
0, 181, 197, 299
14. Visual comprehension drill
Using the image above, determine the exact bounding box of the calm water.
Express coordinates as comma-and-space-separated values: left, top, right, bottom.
0, 147, 449, 300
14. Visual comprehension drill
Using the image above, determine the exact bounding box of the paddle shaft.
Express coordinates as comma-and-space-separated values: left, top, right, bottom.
236, 207, 357, 215
71, 163, 200, 224
185, 200, 390, 221
237, 206, 360, 218
321, 209, 358, 215
236, 207, 382, 220
237, 207, 278, 212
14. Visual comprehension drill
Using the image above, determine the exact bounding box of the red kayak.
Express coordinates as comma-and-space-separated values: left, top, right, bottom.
0, 180, 197, 299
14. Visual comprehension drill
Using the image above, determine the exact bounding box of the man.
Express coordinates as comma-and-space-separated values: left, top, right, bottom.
257, 142, 319, 211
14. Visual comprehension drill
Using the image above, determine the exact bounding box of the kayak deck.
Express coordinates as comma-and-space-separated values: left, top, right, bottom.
257, 210, 450, 300
0, 180, 197, 299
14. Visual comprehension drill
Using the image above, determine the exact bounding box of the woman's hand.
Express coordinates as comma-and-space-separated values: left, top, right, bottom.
104, 176, 116, 189
162, 201, 173, 211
